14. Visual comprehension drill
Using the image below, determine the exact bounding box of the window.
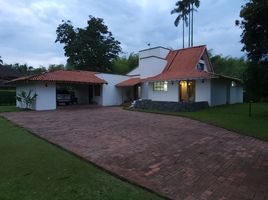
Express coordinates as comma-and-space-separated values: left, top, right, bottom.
94, 85, 101, 96
153, 81, 168, 91
197, 62, 205, 71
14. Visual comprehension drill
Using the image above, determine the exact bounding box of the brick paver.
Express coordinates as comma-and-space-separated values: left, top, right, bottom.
2, 107, 268, 200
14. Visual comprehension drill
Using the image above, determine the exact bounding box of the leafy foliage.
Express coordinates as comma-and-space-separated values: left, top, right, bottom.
236, 0, 268, 61
56, 16, 121, 73
111, 53, 139, 75
171, 0, 200, 47
0, 90, 16, 105
210, 54, 248, 79
0, 56, 3, 65
3, 63, 47, 76
236, 0, 268, 100
48, 64, 65, 72
16, 90, 37, 109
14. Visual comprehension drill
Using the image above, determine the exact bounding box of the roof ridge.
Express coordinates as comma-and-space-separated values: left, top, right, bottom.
172, 45, 206, 52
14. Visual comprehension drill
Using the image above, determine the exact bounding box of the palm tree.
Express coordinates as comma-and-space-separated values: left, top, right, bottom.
172, 0, 200, 48
171, 1, 189, 48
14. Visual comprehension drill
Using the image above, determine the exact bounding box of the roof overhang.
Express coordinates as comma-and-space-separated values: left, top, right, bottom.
116, 78, 141, 87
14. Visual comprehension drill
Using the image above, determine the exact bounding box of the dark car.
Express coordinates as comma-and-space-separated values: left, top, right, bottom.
56, 90, 78, 105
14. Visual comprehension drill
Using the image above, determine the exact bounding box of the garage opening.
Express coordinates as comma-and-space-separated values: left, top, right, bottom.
56, 83, 102, 107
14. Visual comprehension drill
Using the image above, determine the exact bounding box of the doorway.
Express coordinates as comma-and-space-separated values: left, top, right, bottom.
179, 80, 195, 102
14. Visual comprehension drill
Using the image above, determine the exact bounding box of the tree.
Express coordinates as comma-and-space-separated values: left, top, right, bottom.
171, 0, 200, 48
0, 56, 3, 65
236, 0, 268, 100
236, 0, 268, 61
48, 64, 65, 72
55, 16, 121, 73
210, 53, 248, 79
111, 53, 139, 75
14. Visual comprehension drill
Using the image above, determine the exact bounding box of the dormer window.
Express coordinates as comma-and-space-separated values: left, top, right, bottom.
197, 62, 205, 71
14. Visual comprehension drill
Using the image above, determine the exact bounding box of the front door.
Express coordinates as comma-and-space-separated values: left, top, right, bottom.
179, 81, 195, 102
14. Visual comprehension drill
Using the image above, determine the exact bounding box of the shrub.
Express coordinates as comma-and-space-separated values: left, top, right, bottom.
0, 90, 16, 105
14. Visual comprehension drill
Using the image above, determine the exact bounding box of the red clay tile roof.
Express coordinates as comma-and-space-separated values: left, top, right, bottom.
116, 78, 141, 87
144, 45, 214, 82
10, 70, 107, 84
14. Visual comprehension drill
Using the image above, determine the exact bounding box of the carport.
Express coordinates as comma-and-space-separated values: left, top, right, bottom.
10, 70, 107, 110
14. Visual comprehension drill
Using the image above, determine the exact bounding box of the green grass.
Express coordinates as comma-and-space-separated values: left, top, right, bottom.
0, 105, 21, 113
0, 114, 163, 199
129, 103, 268, 141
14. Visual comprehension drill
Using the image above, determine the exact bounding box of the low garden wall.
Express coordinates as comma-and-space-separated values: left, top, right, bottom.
133, 99, 209, 112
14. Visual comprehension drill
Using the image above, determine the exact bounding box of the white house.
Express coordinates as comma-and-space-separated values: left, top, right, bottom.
11, 45, 243, 111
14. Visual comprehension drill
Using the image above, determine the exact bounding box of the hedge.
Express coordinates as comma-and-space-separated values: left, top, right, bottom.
0, 90, 16, 105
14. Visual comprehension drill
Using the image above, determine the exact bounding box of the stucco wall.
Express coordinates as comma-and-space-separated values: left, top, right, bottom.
96, 73, 130, 106
195, 79, 211, 105
211, 79, 229, 106
16, 82, 56, 110
35, 82, 56, 110
147, 81, 179, 102
230, 83, 243, 104
139, 57, 167, 79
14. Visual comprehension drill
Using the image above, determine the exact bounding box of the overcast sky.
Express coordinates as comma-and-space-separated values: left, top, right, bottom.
0, 0, 246, 67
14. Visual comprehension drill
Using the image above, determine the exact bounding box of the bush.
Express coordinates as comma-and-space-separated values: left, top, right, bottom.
0, 90, 16, 105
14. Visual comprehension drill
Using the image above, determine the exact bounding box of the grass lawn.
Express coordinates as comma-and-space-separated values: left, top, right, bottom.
0, 105, 22, 113
130, 103, 268, 141
0, 109, 163, 200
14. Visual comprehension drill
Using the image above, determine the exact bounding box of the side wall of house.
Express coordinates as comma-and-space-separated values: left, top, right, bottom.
230, 83, 243, 104
147, 81, 179, 102
211, 79, 229, 106
211, 79, 243, 106
195, 79, 211, 105
16, 82, 56, 110
96, 74, 130, 106
35, 82, 56, 110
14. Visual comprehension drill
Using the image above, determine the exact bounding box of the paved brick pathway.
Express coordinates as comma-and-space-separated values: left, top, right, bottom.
2, 107, 268, 200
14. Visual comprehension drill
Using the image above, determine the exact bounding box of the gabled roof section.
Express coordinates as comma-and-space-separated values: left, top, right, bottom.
116, 78, 141, 87
144, 45, 215, 82
10, 70, 107, 84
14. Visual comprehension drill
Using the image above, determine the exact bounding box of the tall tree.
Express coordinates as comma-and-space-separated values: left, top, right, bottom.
236, 0, 268, 100
171, 0, 200, 48
236, 0, 268, 61
111, 53, 139, 75
55, 16, 121, 73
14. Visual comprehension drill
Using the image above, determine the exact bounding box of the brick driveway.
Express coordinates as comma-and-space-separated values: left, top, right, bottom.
2, 107, 268, 200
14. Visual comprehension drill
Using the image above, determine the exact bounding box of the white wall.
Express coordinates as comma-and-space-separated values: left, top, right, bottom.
195, 79, 211, 105
211, 79, 229, 106
230, 83, 243, 104
147, 81, 179, 102
138, 47, 169, 79
35, 82, 56, 110
127, 67, 139, 76
96, 73, 130, 106
16, 83, 37, 110
16, 82, 56, 111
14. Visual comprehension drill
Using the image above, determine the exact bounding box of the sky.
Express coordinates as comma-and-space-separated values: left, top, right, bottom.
0, 0, 246, 67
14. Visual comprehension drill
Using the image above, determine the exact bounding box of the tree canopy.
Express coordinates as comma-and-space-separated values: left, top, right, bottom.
171, 0, 200, 48
55, 16, 121, 73
236, 0, 268, 61
111, 53, 139, 75
236, 0, 268, 100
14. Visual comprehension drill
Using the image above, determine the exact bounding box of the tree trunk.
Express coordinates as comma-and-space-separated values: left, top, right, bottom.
191, 3, 194, 47
183, 16, 185, 48
188, 5, 191, 47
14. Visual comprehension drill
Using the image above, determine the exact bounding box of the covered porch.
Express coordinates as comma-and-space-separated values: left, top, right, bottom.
116, 78, 141, 103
